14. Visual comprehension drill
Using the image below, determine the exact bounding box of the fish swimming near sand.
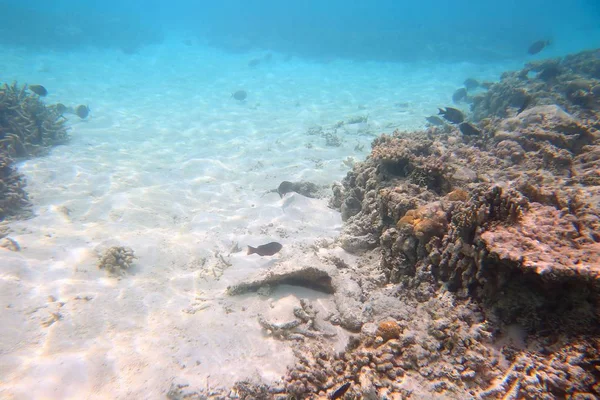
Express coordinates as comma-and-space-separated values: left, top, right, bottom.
452, 88, 468, 103
232, 90, 247, 101
75, 105, 90, 119
247, 242, 283, 256
269, 181, 320, 198
29, 84, 47, 96
438, 107, 465, 124
425, 115, 445, 126
277, 181, 295, 198
528, 40, 551, 55
459, 122, 482, 136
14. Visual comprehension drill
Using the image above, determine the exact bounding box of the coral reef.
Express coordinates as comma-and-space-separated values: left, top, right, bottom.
294, 49, 599, 398
0, 152, 28, 220
471, 49, 600, 122
0, 82, 69, 157
97, 246, 136, 276
151, 49, 600, 399
0, 82, 69, 220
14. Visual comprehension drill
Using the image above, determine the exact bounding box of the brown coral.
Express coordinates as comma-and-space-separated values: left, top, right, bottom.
0, 82, 69, 221
376, 320, 402, 342
481, 203, 600, 279
97, 246, 136, 276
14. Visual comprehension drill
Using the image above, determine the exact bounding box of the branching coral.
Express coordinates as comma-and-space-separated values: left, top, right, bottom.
0, 82, 70, 220
0, 152, 28, 220
97, 246, 136, 276
0, 82, 69, 156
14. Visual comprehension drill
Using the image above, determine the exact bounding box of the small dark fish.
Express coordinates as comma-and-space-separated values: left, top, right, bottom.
232, 90, 247, 101
330, 382, 351, 400
277, 181, 295, 198
463, 78, 479, 91
459, 122, 481, 136
528, 40, 550, 55
516, 95, 532, 115
247, 242, 283, 256
75, 105, 90, 119
248, 58, 261, 67
273, 181, 320, 198
452, 88, 468, 103
425, 115, 445, 126
438, 107, 465, 124
29, 84, 47, 96
55, 103, 68, 114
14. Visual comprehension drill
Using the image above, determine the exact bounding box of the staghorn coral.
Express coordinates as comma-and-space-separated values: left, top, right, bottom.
0, 152, 28, 220
0, 82, 69, 220
97, 246, 136, 276
0, 82, 69, 156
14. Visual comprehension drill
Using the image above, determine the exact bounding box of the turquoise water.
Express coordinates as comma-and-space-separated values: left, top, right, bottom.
3, 1, 599, 60
0, 1, 598, 398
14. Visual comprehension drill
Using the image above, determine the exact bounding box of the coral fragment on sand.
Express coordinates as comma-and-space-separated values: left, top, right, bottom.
97, 246, 136, 276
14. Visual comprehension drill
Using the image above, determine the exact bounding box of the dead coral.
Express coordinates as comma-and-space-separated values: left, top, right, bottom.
97, 246, 136, 276
328, 49, 600, 398
481, 202, 600, 279
477, 339, 600, 399
267, 292, 497, 399
258, 299, 336, 342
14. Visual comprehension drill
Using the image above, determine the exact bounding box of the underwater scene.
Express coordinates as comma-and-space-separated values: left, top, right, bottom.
1, 0, 599, 399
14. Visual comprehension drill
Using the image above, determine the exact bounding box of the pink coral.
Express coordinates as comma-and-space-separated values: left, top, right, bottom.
481, 203, 600, 278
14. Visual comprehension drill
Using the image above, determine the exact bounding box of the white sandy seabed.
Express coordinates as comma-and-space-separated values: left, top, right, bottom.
0, 41, 520, 399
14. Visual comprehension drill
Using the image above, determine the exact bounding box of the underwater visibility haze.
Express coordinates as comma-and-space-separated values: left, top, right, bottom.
0, 0, 600, 398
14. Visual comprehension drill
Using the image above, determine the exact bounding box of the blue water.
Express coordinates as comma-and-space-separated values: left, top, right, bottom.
2, 0, 599, 61
0, 1, 598, 398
